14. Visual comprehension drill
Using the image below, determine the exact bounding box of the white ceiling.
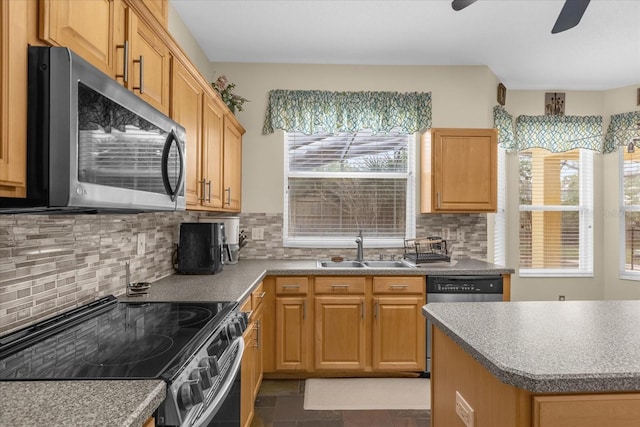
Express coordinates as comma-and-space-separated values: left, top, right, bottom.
170, 0, 640, 91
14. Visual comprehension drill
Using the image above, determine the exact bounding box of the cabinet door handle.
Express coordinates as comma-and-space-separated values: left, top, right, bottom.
225, 187, 232, 206
256, 319, 261, 349
256, 292, 266, 298
302, 301, 306, 320
206, 180, 212, 203
437, 192, 441, 209
133, 55, 144, 94
199, 179, 207, 202
115, 40, 129, 82
361, 301, 365, 319
374, 301, 379, 319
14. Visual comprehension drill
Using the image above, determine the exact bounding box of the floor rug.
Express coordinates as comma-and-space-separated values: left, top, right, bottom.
303, 378, 430, 410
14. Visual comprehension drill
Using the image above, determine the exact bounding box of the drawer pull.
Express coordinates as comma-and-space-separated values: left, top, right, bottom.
281, 284, 300, 289
389, 284, 409, 289
331, 284, 350, 289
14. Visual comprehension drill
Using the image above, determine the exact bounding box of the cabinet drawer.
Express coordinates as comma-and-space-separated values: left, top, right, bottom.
251, 281, 266, 310
275, 277, 309, 295
373, 277, 424, 294
315, 277, 365, 294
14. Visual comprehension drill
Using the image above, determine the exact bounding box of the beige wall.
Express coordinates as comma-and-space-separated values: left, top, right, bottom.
167, 3, 214, 81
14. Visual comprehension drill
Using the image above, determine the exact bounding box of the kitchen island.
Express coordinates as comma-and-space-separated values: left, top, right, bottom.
423, 301, 640, 427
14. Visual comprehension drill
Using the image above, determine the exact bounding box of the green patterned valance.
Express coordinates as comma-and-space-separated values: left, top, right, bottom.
262, 90, 432, 135
603, 111, 640, 154
515, 115, 603, 153
493, 105, 516, 151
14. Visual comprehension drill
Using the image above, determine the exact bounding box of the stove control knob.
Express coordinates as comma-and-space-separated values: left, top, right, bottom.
199, 356, 220, 378
194, 366, 213, 390
178, 377, 204, 410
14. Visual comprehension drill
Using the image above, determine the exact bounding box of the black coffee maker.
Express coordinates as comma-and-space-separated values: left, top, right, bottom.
177, 222, 225, 274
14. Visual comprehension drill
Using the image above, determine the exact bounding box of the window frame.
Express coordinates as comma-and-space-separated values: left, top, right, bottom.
282, 130, 416, 248
619, 147, 640, 280
518, 148, 594, 278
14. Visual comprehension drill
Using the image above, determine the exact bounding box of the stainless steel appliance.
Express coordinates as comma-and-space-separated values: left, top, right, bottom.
0, 295, 246, 427
177, 223, 225, 274
0, 46, 185, 213
425, 275, 503, 374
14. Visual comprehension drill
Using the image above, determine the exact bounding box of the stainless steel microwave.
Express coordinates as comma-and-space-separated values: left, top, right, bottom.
0, 47, 185, 213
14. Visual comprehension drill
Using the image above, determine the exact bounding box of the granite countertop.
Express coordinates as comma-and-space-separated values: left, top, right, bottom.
120, 258, 513, 304
2, 257, 510, 427
423, 300, 640, 394
0, 380, 165, 427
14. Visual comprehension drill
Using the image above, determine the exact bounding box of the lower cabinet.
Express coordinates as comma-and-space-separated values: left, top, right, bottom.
265, 275, 426, 376
314, 295, 367, 371
240, 283, 265, 427
372, 295, 425, 371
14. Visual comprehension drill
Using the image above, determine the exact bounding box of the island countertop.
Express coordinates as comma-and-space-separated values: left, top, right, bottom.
423, 300, 640, 393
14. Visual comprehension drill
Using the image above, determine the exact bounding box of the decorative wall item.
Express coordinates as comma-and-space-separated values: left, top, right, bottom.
545, 92, 565, 116
497, 83, 506, 106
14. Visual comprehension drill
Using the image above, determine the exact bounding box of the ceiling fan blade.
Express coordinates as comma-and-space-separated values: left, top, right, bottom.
551, 0, 591, 34
451, 0, 479, 12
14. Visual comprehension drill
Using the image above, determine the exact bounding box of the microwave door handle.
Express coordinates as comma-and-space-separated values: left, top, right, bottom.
161, 129, 185, 202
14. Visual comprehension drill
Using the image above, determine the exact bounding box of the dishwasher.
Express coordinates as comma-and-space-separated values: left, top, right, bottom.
425, 275, 503, 374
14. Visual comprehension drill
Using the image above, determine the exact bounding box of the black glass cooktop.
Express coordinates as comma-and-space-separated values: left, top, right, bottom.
0, 296, 236, 381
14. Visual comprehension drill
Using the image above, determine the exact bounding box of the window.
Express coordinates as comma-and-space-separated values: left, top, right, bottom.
284, 129, 415, 247
621, 147, 640, 277
519, 148, 594, 276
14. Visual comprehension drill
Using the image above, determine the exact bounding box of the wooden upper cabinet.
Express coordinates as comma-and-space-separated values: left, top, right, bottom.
421, 128, 498, 213
222, 115, 244, 211
128, 10, 170, 114
201, 95, 225, 209
138, 0, 167, 27
0, 0, 28, 198
170, 58, 203, 207
39, 0, 115, 76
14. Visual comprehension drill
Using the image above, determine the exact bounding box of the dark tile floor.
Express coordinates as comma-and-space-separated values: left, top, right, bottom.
251, 380, 431, 427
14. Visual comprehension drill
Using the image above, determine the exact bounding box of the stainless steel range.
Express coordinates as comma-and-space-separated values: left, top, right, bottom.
0, 295, 246, 427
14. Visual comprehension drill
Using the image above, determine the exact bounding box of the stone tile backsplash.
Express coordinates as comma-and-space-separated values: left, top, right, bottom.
235, 213, 487, 261
1, 211, 486, 334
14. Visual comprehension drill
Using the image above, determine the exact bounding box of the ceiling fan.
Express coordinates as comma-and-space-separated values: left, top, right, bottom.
451, 0, 591, 34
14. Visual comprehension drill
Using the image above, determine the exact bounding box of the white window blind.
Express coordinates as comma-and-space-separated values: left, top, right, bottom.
493, 147, 506, 265
518, 148, 594, 276
620, 147, 640, 278
284, 130, 415, 247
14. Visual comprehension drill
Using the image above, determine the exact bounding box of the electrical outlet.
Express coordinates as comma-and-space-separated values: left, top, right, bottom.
137, 233, 145, 255
252, 227, 264, 240
455, 391, 474, 427
559, 295, 565, 301
441, 228, 450, 240
456, 228, 465, 241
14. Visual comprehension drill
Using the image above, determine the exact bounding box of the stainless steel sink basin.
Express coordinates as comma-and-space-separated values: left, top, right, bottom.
362, 260, 415, 268
317, 260, 365, 268
316, 259, 416, 269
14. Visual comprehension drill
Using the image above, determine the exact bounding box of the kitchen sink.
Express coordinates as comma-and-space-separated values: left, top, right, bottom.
362, 260, 415, 268
316, 259, 416, 269
317, 260, 365, 268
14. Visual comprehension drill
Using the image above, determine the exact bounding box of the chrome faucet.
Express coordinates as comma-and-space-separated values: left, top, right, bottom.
355, 230, 364, 262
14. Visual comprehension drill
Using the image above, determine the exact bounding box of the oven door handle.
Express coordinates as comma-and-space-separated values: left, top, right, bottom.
191, 337, 245, 427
